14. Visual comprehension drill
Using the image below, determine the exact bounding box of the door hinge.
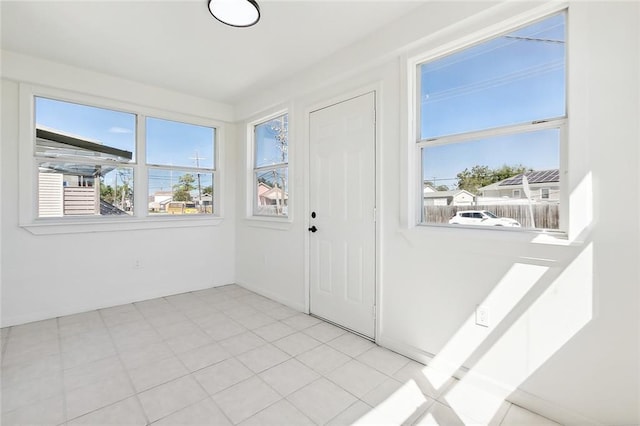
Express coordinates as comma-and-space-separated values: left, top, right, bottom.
373, 207, 377, 222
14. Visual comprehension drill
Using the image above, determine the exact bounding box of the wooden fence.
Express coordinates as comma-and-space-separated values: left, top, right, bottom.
424, 204, 560, 229
64, 187, 98, 215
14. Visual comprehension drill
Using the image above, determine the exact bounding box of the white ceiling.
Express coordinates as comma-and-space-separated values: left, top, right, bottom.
1, 1, 424, 104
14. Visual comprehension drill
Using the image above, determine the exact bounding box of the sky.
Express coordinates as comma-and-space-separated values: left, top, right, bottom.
255, 115, 288, 169
420, 12, 565, 187
35, 97, 215, 196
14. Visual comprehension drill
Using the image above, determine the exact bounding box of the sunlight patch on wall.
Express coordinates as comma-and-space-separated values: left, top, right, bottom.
443, 243, 593, 423
569, 171, 593, 241
425, 262, 549, 389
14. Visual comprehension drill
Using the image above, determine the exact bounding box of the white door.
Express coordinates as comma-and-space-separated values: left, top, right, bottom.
309, 91, 376, 338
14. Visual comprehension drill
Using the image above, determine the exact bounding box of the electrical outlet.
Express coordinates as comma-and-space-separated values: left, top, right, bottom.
476, 305, 490, 327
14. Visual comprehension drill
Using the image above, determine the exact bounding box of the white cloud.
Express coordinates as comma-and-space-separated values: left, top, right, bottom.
109, 127, 133, 134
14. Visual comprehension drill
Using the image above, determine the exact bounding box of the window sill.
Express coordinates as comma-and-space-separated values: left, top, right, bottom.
414, 222, 576, 246
20, 215, 225, 235
244, 215, 293, 231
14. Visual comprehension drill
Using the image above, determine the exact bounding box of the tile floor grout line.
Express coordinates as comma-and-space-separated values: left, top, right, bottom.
195, 288, 299, 425
95, 305, 152, 426
323, 399, 372, 426
56, 316, 68, 426
236, 377, 317, 426
150, 289, 237, 426
141, 287, 265, 425
282, 375, 326, 422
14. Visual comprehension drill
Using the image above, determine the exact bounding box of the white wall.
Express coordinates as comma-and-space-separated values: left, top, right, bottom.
234, 1, 639, 425
1, 53, 237, 326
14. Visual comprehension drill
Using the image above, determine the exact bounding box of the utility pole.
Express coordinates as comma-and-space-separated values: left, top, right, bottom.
189, 151, 205, 210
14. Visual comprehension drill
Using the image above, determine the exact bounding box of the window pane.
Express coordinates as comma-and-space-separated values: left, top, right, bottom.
255, 167, 288, 216
419, 13, 565, 139
38, 162, 133, 217
146, 117, 215, 169
255, 114, 288, 168
35, 97, 135, 162
148, 169, 214, 215
421, 129, 560, 230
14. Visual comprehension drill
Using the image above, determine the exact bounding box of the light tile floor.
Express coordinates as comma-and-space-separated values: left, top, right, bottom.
1, 285, 562, 425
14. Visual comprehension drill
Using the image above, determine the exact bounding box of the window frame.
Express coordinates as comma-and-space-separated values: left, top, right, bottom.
19, 84, 225, 234
247, 109, 291, 222
410, 9, 569, 235
145, 116, 218, 217
541, 187, 550, 199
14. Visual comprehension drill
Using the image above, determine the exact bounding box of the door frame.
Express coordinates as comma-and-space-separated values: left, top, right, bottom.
303, 83, 382, 341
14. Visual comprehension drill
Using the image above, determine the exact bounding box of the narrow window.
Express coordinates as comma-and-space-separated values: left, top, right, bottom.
417, 12, 566, 231
252, 114, 289, 217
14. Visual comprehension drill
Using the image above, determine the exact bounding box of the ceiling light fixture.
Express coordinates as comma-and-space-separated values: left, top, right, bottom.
207, 0, 260, 28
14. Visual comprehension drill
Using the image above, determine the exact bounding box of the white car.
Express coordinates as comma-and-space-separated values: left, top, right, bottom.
449, 210, 521, 227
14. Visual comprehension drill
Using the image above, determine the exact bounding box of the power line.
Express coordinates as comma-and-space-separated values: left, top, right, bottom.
503, 35, 565, 44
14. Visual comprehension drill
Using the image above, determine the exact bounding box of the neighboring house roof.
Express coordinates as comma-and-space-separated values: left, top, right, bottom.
257, 182, 272, 195
37, 127, 133, 162
480, 169, 560, 191
499, 169, 559, 186
423, 189, 474, 199
423, 183, 437, 193
100, 200, 128, 215
36, 126, 133, 177
261, 187, 288, 200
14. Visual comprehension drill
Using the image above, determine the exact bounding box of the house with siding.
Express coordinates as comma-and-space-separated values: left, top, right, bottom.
423, 188, 476, 206
36, 127, 132, 216
479, 169, 560, 202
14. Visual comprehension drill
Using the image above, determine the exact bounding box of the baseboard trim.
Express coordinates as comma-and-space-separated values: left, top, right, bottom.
235, 281, 306, 313
1, 281, 234, 328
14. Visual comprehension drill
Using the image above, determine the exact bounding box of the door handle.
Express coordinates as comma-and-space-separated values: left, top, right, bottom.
308, 225, 318, 233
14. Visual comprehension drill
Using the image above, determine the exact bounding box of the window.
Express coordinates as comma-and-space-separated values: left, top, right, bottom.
252, 113, 288, 217
147, 117, 216, 215
416, 12, 566, 231
35, 97, 136, 217
541, 187, 550, 199
28, 92, 220, 223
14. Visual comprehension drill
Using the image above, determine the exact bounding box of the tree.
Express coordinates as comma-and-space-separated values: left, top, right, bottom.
491, 165, 530, 182
424, 180, 450, 191
268, 116, 288, 215
456, 164, 530, 194
456, 165, 492, 194
202, 185, 213, 196
173, 174, 196, 201
100, 182, 114, 203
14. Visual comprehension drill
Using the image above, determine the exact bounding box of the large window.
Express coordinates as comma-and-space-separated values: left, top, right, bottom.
416, 12, 566, 231
252, 113, 289, 217
31, 95, 218, 220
